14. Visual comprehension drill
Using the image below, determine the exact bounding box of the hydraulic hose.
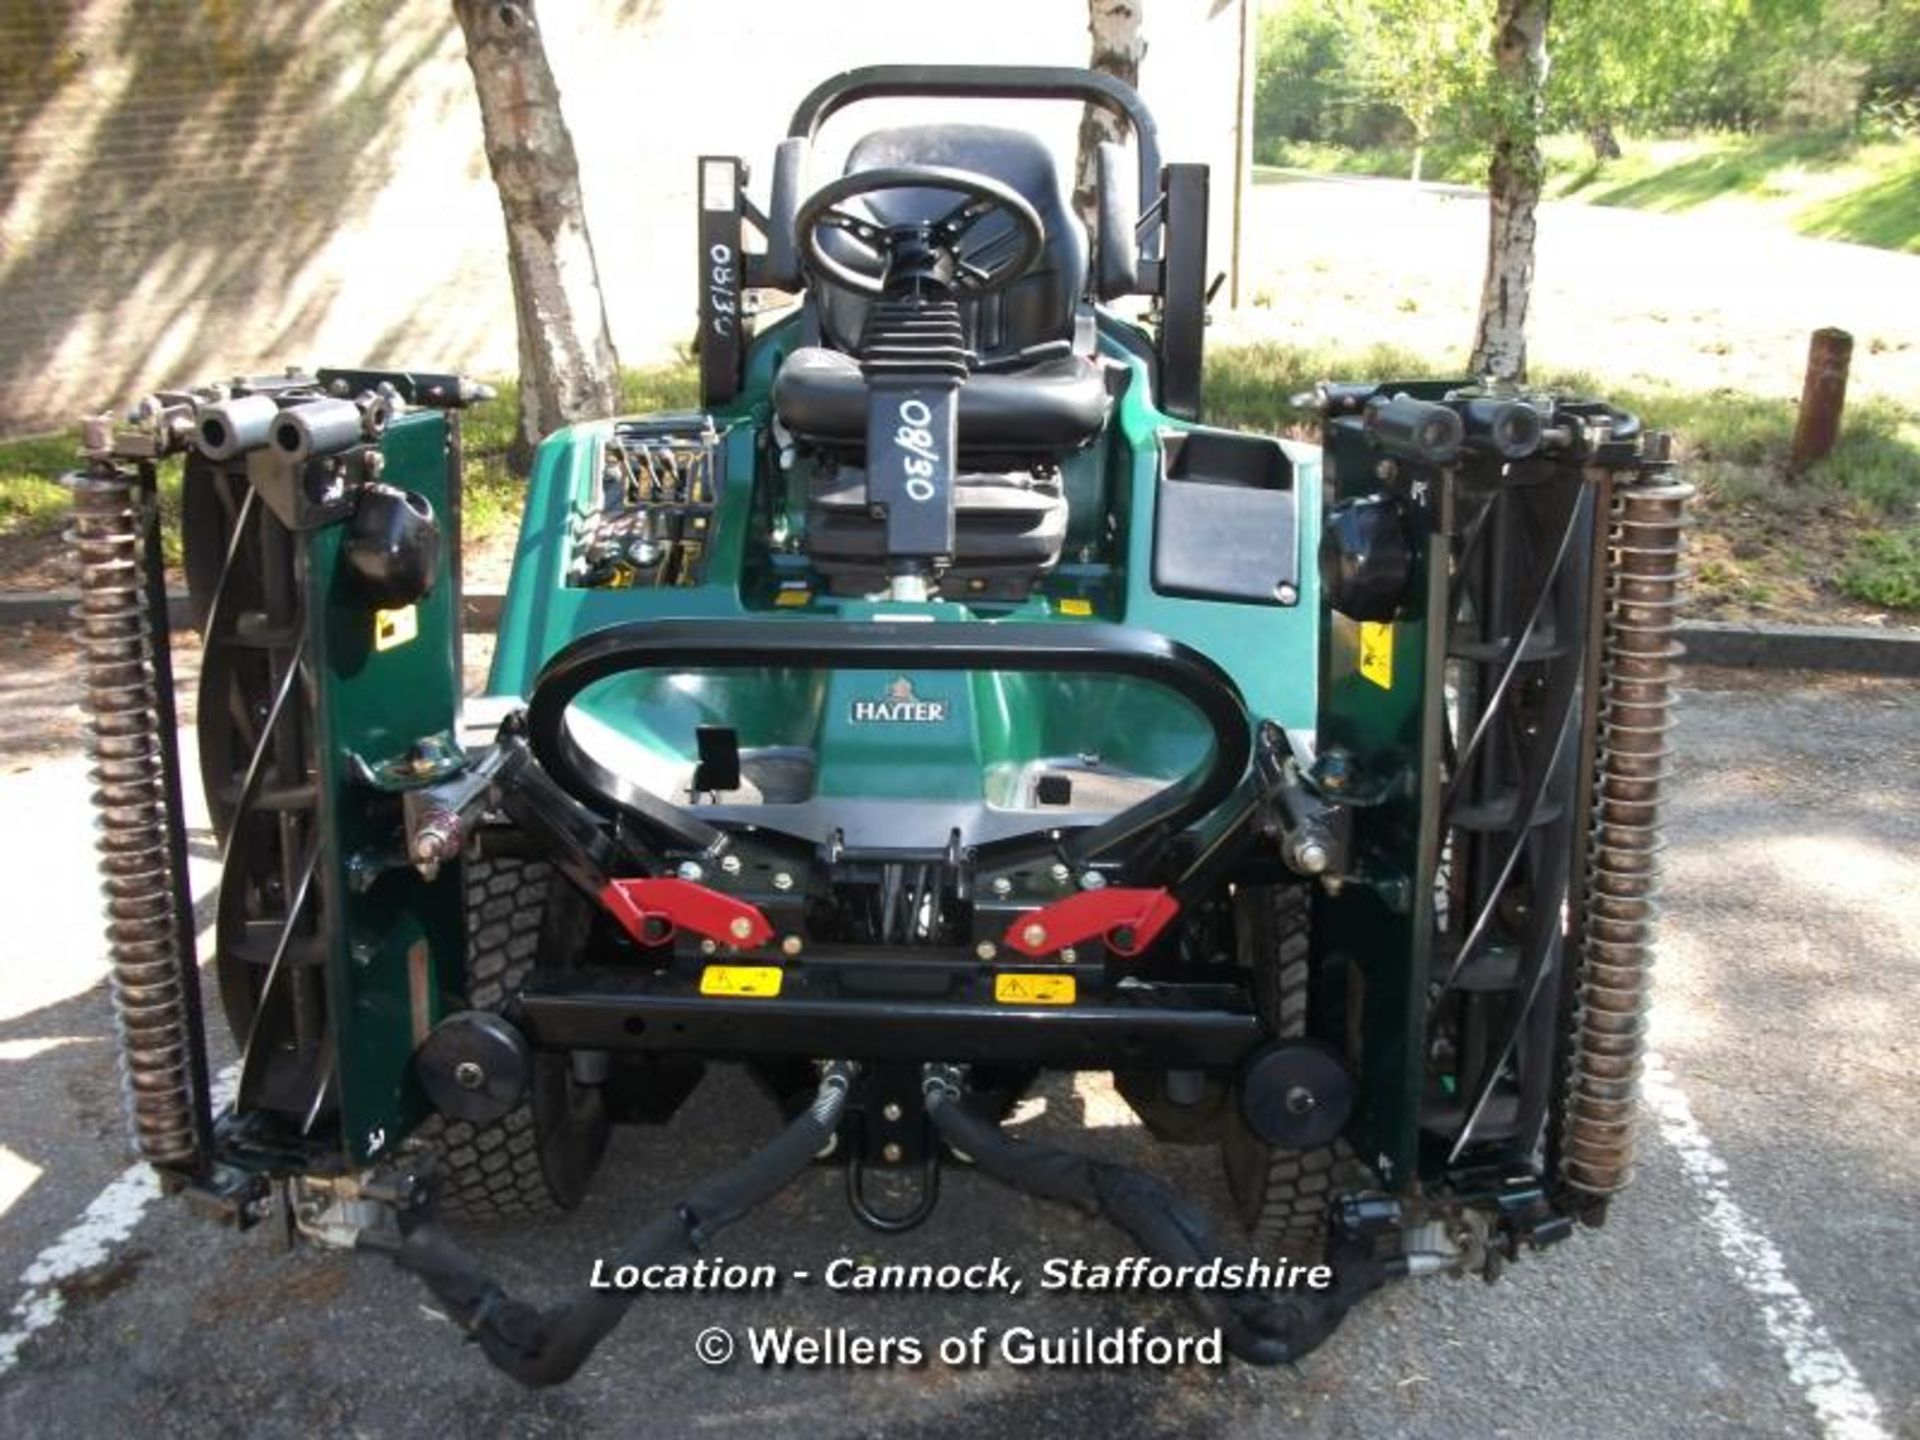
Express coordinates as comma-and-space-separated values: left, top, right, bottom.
922, 1070, 1388, 1365
365, 1062, 854, 1386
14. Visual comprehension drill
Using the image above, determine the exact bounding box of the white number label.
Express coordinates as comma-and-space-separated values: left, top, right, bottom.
893, 397, 940, 502
708, 242, 735, 337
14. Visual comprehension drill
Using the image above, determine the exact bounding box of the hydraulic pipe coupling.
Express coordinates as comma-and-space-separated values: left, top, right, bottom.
68, 468, 201, 1168
1562, 473, 1693, 1197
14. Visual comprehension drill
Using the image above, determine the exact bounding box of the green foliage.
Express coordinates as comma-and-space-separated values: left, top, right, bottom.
1255, 0, 1487, 156
0, 435, 185, 571
1254, 4, 1354, 151
1255, 0, 1920, 165
1541, 129, 1920, 251
1334, 0, 1491, 171
0, 435, 83, 535
1547, 0, 1751, 133
1801, 153, 1920, 250
1840, 528, 1920, 608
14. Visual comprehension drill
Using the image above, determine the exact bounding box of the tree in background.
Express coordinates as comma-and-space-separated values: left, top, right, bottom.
1469, 0, 1550, 380
453, 0, 620, 474
1550, 0, 1748, 156
1335, 0, 1489, 182
1257, 0, 1920, 160
1253, 2, 1352, 154
1073, 0, 1149, 231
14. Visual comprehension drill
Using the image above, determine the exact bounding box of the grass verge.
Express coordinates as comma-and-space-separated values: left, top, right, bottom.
1259, 130, 1920, 253
1207, 339, 1920, 619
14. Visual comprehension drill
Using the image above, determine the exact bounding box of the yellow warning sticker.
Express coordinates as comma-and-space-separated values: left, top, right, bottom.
374, 605, 418, 652
993, 972, 1077, 1005
1058, 597, 1094, 617
773, 587, 812, 607
699, 964, 783, 998
1358, 620, 1393, 690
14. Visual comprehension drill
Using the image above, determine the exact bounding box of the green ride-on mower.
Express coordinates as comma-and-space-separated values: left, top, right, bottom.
68, 66, 1690, 1383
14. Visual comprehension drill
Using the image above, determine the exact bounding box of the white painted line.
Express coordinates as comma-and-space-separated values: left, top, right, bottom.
0, 1062, 237, 1378
0, 1146, 43, 1219
1642, 1051, 1890, 1440
0, 1162, 160, 1374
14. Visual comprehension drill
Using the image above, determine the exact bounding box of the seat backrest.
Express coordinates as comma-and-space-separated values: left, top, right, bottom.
816, 123, 1088, 362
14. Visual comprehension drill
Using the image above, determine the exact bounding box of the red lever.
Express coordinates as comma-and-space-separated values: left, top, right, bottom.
600, 878, 775, 950
1002, 886, 1180, 959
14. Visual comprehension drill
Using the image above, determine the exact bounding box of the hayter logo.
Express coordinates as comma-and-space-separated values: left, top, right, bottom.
851, 676, 948, 724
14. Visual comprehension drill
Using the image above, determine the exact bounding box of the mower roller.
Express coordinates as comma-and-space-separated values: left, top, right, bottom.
67, 65, 1690, 1383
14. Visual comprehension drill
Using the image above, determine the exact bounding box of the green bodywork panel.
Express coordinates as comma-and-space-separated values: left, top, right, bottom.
304, 317, 1451, 1189
308, 409, 466, 1166
485, 317, 1322, 816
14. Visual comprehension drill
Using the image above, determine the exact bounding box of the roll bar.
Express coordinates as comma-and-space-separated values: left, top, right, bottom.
787, 65, 1163, 215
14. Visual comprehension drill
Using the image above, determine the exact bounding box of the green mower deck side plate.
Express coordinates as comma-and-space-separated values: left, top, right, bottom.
309, 409, 466, 1166
1312, 402, 1453, 1192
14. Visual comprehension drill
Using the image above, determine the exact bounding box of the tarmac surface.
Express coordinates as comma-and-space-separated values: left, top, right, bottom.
0, 667, 1915, 1438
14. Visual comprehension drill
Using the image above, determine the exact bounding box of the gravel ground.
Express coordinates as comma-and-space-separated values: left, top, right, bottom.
0, 668, 1914, 1438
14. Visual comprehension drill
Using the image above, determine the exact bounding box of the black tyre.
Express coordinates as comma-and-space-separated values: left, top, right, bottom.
1220, 883, 1357, 1259
411, 857, 609, 1217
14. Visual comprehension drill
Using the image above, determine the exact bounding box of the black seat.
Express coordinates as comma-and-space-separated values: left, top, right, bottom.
773, 122, 1112, 462
774, 349, 1109, 460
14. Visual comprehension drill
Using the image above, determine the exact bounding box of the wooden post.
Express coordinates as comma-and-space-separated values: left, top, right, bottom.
1791, 327, 1853, 468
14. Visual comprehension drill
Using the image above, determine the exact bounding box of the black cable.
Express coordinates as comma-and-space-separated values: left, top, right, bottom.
922, 1077, 1388, 1365
364, 1065, 852, 1387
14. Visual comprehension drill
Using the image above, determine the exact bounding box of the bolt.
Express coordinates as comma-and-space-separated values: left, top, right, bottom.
990, 876, 1013, 898
1294, 838, 1331, 875
772, 871, 794, 892
453, 1061, 485, 1092
974, 940, 998, 961
1021, 923, 1048, 949
1285, 1085, 1318, 1115
720, 853, 742, 876
1048, 862, 1071, 886
1059, 946, 1078, 964
1275, 582, 1299, 606
781, 935, 803, 957
699, 938, 718, 956
728, 916, 753, 941
1078, 870, 1107, 890
677, 860, 704, 882
881, 1142, 904, 1164
882, 1102, 902, 1123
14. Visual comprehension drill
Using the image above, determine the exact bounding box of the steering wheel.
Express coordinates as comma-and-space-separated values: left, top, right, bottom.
793, 164, 1046, 298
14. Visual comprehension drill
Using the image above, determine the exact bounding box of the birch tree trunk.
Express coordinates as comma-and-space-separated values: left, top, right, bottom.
1072, 0, 1148, 233
454, 0, 621, 473
1469, 0, 1551, 382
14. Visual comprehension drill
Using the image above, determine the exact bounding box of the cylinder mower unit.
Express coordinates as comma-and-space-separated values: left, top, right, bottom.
66, 64, 1690, 1387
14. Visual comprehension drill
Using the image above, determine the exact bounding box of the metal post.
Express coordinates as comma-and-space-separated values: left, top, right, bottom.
1791, 327, 1852, 468
1229, 0, 1255, 309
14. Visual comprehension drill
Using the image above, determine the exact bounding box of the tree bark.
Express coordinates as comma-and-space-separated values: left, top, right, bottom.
454, 0, 620, 473
1072, 0, 1148, 233
1469, 0, 1551, 383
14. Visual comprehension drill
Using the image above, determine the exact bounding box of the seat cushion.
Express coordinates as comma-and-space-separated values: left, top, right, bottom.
773, 347, 1111, 461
